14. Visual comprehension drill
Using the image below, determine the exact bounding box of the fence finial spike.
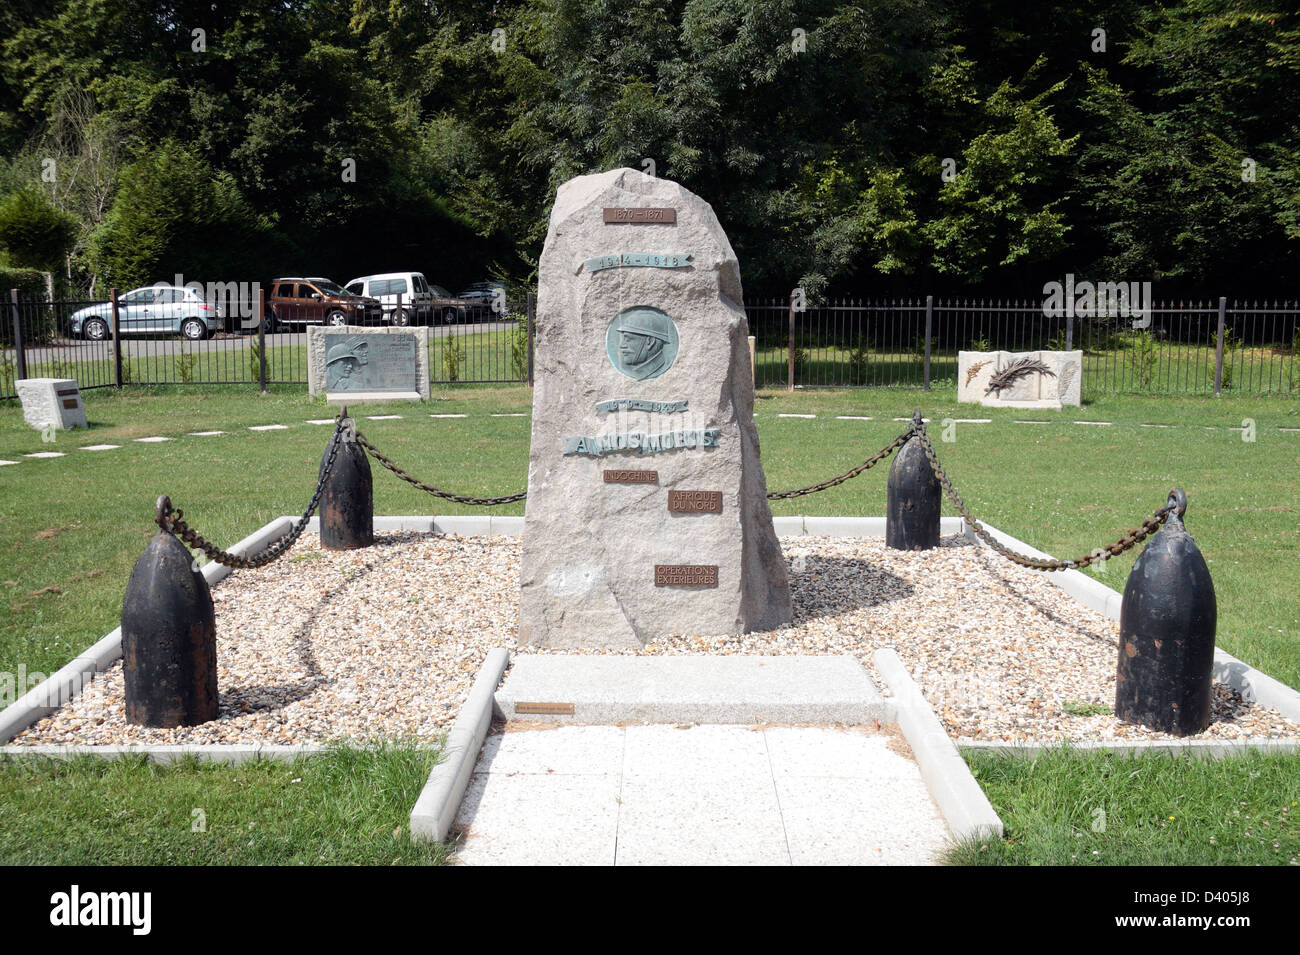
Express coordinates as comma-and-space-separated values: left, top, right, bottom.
912, 408, 924, 431
156, 495, 172, 527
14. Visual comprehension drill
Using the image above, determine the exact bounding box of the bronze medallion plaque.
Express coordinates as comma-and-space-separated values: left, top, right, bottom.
668, 490, 723, 513
654, 564, 719, 587
603, 207, 677, 224
603, 469, 659, 484
515, 701, 576, 715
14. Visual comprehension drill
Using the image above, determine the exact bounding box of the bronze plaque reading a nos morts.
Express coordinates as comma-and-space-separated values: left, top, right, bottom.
604, 469, 659, 484
603, 207, 677, 224
515, 702, 575, 715
62, 399, 79, 409
655, 565, 719, 587
668, 490, 723, 513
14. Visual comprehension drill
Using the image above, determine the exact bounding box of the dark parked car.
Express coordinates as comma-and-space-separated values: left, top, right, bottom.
457, 281, 510, 321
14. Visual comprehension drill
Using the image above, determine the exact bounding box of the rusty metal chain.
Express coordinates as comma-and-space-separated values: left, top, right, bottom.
156, 416, 348, 568
766, 425, 917, 500
354, 431, 527, 506
913, 426, 1173, 571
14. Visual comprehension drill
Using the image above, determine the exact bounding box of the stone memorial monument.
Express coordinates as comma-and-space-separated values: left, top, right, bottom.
520, 167, 791, 648
17, 378, 88, 432
306, 325, 430, 403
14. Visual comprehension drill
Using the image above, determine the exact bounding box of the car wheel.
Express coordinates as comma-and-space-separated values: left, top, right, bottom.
84, 318, 109, 341
327, 310, 348, 327
391, 308, 410, 327
181, 318, 207, 341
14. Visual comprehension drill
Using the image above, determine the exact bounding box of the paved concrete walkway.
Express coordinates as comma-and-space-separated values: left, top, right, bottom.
451, 722, 951, 866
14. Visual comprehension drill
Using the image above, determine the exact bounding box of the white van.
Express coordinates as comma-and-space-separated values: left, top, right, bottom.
344, 272, 435, 326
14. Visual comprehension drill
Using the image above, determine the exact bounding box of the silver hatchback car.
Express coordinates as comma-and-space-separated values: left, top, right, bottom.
71, 285, 224, 341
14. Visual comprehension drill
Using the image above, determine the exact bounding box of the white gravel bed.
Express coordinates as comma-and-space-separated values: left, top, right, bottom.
12, 531, 1299, 746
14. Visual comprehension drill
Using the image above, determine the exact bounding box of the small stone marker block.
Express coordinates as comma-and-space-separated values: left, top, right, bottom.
16, 378, 88, 432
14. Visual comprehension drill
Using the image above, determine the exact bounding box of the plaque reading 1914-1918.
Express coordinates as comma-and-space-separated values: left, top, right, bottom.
520, 167, 791, 649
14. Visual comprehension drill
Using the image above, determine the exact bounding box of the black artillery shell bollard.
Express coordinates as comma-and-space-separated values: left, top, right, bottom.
886, 415, 940, 551
121, 525, 219, 727
1115, 489, 1217, 736
319, 416, 374, 550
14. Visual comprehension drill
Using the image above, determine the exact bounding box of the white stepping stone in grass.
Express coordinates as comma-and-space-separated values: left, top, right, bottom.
0, 459, 16, 466
305, 419, 336, 425
491, 413, 528, 417
189, 430, 226, 436
778, 413, 816, 419
24, 451, 65, 458
953, 418, 991, 424
249, 424, 289, 431
835, 415, 873, 420
80, 444, 120, 451
1074, 420, 1112, 426
430, 413, 467, 418
1140, 424, 1173, 428
1280, 427, 1300, 433
135, 436, 172, 443
1013, 420, 1049, 425
365, 415, 403, 420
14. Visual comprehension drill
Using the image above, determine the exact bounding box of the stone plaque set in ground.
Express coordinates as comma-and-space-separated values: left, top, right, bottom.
520, 168, 791, 648
306, 325, 430, 403
958, 350, 1082, 409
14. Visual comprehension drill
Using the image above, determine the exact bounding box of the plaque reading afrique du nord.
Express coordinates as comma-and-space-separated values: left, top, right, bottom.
603, 469, 659, 484
668, 490, 723, 513
654, 565, 719, 587
603, 207, 677, 224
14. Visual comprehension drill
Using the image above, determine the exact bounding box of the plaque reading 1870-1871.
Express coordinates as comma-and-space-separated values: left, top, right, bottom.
668, 490, 723, 513
603, 207, 677, 224
654, 565, 719, 587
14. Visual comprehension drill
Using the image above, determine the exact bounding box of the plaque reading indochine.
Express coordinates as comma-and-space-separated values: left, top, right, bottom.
654, 565, 719, 587
668, 490, 723, 513
603, 469, 659, 484
603, 207, 677, 224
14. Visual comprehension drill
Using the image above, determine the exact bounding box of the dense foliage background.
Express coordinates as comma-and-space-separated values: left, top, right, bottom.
0, 0, 1295, 299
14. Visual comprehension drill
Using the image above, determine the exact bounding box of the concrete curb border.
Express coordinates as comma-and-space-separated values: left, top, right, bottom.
959, 739, 1300, 759
0, 743, 331, 764
873, 647, 1004, 843
410, 646, 510, 844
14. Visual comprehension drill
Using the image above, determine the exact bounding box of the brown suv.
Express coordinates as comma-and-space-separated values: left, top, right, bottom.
265, 277, 383, 329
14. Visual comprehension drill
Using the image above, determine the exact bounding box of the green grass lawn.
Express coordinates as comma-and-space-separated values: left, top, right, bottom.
0, 744, 451, 865
946, 748, 1299, 866
0, 381, 1297, 864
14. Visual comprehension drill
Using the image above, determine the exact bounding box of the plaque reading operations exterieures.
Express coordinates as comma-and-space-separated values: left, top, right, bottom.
655, 565, 719, 587
604, 469, 658, 484
668, 490, 723, 513
603, 207, 677, 224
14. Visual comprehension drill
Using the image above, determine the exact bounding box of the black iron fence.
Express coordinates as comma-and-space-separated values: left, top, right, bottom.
5, 290, 1297, 399
747, 296, 1299, 396
2, 288, 535, 398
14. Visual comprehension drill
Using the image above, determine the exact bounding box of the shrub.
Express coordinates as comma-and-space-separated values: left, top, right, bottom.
442, 337, 462, 382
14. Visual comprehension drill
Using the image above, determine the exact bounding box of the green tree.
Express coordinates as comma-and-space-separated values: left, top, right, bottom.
0, 185, 77, 271
89, 141, 273, 288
